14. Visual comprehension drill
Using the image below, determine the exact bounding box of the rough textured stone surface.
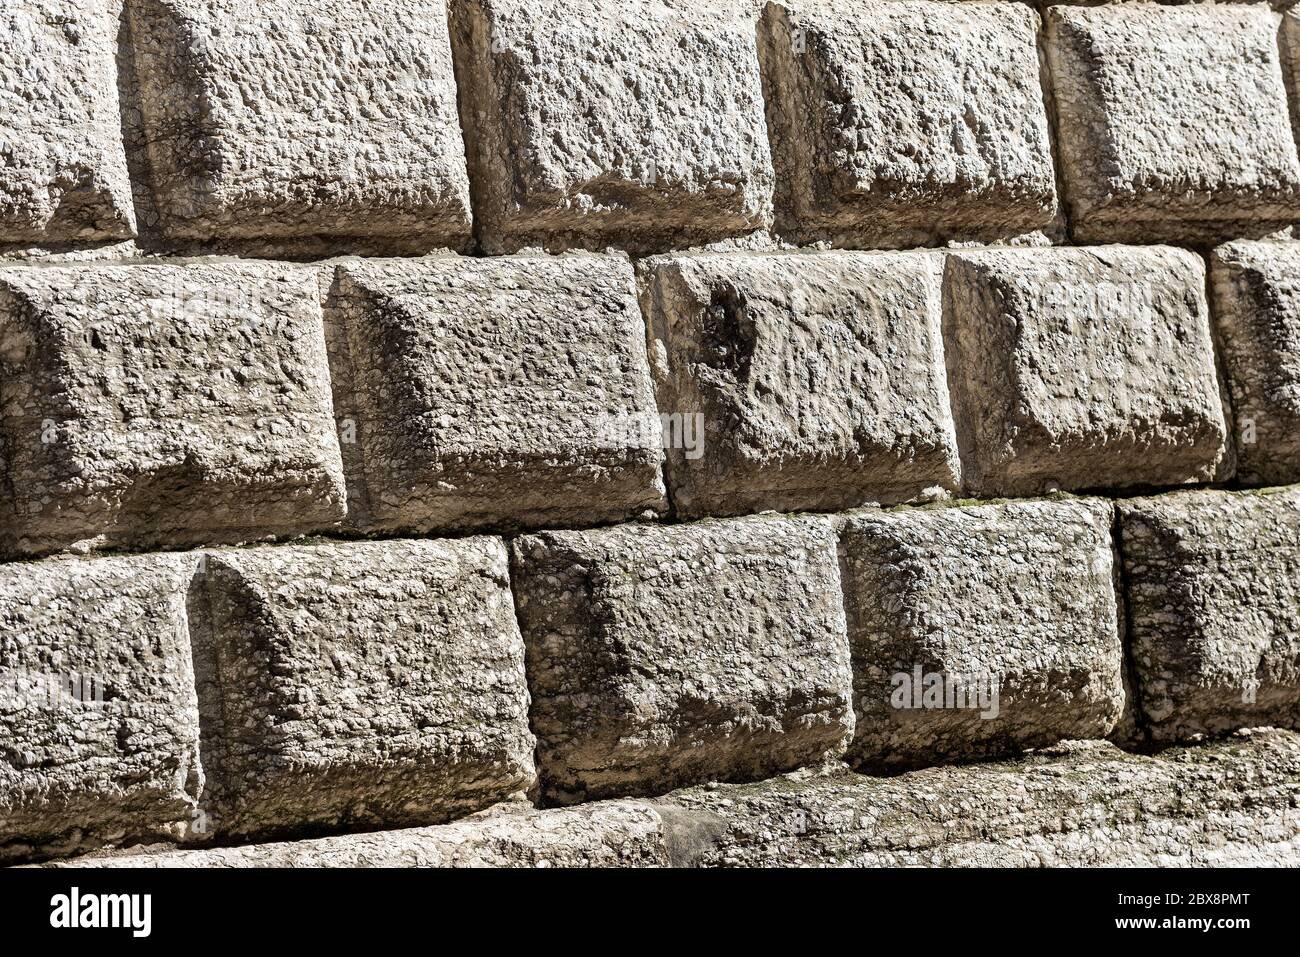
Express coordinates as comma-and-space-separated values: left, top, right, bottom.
0, 553, 200, 864
760, 0, 1058, 248
840, 499, 1125, 769
0, 0, 136, 245
0, 262, 346, 556
943, 246, 1231, 496
449, 0, 774, 253
512, 515, 853, 804
127, 0, 472, 245
1118, 487, 1300, 743
639, 250, 960, 518
1047, 4, 1300, 244
188, 538, 535, 841
327, 254, 665, 534
1210, 240, 1300, 486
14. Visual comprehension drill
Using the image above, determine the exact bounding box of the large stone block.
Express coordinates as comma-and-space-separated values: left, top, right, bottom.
0, 553, 200, 863
1118, 487, 1300, 743
0, 0, 136, 243
1210, 240, 1300, 486
0, 261, 346, 556
126, 0, 471, 245
1046, 4, 1300, 244
639, 250, 959, 518
943, 246, 1231, 496
328, 254, 666, 534
759, 0, 1058, 247
189, 538, 535, 840
840, 499, 1125, 770
448, 0, 774, 253
512, 515, 853, 804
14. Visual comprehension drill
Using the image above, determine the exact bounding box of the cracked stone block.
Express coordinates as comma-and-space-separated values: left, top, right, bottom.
189, 537, 536, 841
126, 0, 472, 245
328, 254, 666, 534
1046, 4, 1300, 244
943, 246, 1231, 496
0, 0, 136, 244
448, 0, 774, 253
639, 250, 960, 518
512, 515, 853, 805
1210, 240, 1300, 486
759, 0, 1058, 248
0, 261, 346, 556
0, 553, 200, 864
1118, 486, 1300, 743
840, 499, 1125, 770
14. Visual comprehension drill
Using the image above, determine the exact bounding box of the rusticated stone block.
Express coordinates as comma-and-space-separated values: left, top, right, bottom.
189, 538, 535, 840
0, 262, 346, 556
512, 515, 853, 804
1210, 241, 1300, 485
328, 254, 666, 534
639, 250, 960, 518
943, 246, 1231, 496
127, 0, 471, 245
0, 0, 136, 243
840, 499, 1125, 770
0, 553, 200, 863
1047, 4, 1300, 244
760, 0, 1058, 247
448, 0, 773, 253
1118, 487, 1300, 743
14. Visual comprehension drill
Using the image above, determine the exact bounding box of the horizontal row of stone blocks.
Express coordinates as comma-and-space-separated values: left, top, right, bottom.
2, 243, 1299, 555
3, 487, 1298, 861
9, 1, 1300, 251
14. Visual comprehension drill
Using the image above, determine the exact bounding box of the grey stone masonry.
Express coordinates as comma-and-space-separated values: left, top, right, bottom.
511, 515, 854, 805
1118, 487, 1300, 743
0, 261, 346, 557
840, 498, 1126, 770
187, 537, 536, 841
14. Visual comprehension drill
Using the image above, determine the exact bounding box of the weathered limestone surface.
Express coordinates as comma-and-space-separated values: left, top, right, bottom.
943, 246, 1232, 496
47, 731, 1300, 867
328, 254, 666, 534
760, 0, 1058, 247
840, 499, 1125, 769
0, 553, 200, 864
1118, 487, 1300, 743
127, 0, 472, 245
449, 0, 774, 253
0, 0, 136, 244
188, 538, 535, 841
0, 262, 346, 556
1047, 4, 1300, 244
639, 250, 960, 518
512, 515, 854, 805
1210, 241, 1300, 486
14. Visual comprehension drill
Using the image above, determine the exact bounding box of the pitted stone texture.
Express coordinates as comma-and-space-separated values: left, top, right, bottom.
639, 250, 959, 518
127, 0, 471, 245
328, 254, 665, 534
943, 246, 1231, 496
0, 262, 345, 556
449, 0, 774, 253
1118, 487, 1300, 743
512, 515, 853, 804
0, 1, 136, 244
189, 538, 535, 841
840, 499, 1125, 770
760, 0, 1057, 248
0, 553, 200, 864
1046, 4, 1300, 244
1210, 241, 1300, 486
